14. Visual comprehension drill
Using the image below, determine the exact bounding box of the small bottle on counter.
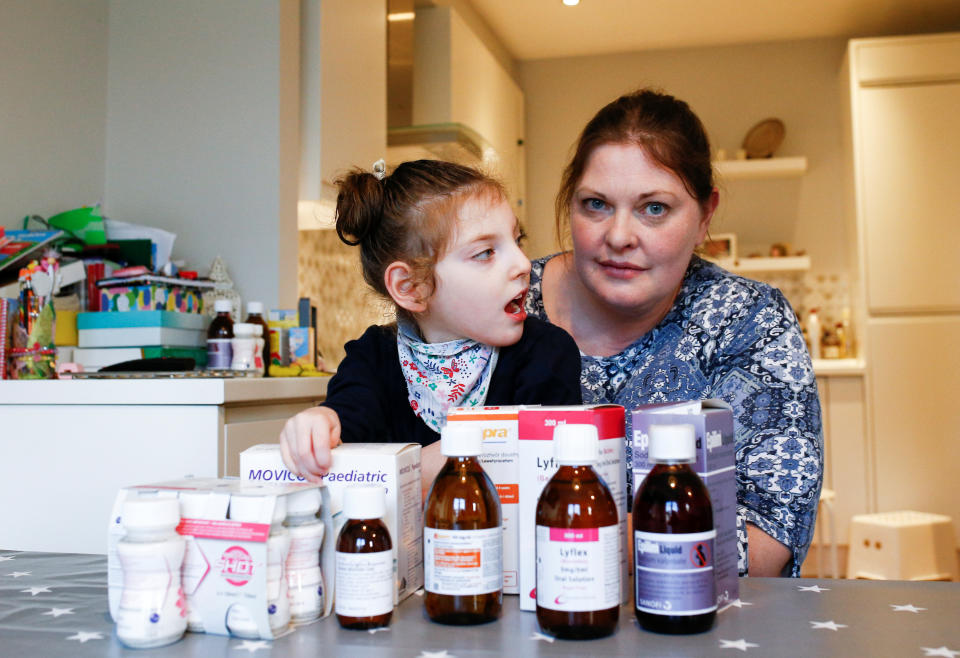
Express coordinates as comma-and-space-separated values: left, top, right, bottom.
806, 308, 822, 360
423, 423, 502, 625
207, 299, 234, 370
115, 497, 187, 649
633, 424, 716, 635
285, 488, 325, 623
822, 329, 841, 359
535, 424, 620, 639
245, 302, 270, 376
335, 486, 394, 630
230, 323, 258, 372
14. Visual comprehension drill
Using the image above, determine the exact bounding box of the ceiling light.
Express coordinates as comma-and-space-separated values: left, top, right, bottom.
562, 0, 579, 6
387, 12, 415, 22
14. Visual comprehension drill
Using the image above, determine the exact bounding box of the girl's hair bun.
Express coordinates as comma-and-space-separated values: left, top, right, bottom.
335, 170, 385, 247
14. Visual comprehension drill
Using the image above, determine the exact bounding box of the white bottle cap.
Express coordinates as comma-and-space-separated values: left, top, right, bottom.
342, 486, 386, 520
252, 324, 263, 337
228, 494, 268, 522
271, 495, 287, 525
178, 491, 210, 519
247, 301, 264, 314
122, 497, 180, 532
214, 299, 233, 313
648, 424, 697, 463
286, 488, 321, 517
440, 422, 483, 457
233, 322, 255, 337
553, 424, 599, 465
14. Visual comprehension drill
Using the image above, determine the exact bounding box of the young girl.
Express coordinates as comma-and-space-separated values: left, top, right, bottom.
280, 159, 582, 484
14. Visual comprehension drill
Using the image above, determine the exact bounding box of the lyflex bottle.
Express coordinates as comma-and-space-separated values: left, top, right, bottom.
633, 423, 717, 634
335, 485, 394, 630
423, 423, 502, 625
535, 423, 620, 639
284, 488, 325, 623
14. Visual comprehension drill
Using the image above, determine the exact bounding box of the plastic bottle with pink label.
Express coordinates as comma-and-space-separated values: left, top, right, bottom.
285, 488, 325, 623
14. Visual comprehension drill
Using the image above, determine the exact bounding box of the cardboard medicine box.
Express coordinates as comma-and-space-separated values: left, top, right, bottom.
517, 405, 629, 612
631, 399, 740, 610
446, 405, 521, 593
241, 442, 423, 604
108, 478, 334, 640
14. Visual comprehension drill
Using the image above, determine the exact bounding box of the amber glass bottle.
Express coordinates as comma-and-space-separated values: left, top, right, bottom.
423, 423, 502, 625
535, 424, 620, 639
633, 424, 716, 634
206, 299, 234, 370
335, 486, 393, 630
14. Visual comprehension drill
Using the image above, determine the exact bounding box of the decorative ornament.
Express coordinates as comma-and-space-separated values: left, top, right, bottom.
202, 256, 242, 319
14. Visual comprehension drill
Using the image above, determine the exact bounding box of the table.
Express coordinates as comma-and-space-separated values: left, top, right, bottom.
2, 551, 958, 657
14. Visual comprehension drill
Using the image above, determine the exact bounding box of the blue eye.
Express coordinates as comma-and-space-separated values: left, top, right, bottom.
473, 248, 494, 261
584, 198, 607, 212
645, 202, 667, 217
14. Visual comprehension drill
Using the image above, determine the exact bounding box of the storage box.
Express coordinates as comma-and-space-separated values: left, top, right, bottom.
632, 400, 739, 610
97, 274, 213, 313
107, 478, 334, 640
447, 406, 521, 593
517, 405, 628, 611
288, 327, 315, 369
241, 442, 423, 603
73, 346, 208, 371
78, 310, 208, 348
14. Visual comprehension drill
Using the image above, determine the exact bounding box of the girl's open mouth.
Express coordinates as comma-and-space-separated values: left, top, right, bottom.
505, 290, 527, 319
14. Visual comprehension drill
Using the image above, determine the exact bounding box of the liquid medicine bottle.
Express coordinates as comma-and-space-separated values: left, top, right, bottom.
633, 424, 716, 634
335, 486, 394, 630
423, 423, 502, 625
285, 488, 325, 623
245, 301, 270, 376
115, 497, 187, 649
535, 423, 620, 639
230, 323, 257, 371
207, 299, 234, 370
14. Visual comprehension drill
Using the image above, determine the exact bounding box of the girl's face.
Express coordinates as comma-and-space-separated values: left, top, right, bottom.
569, 142, 716, 321
416, 195, 530, 346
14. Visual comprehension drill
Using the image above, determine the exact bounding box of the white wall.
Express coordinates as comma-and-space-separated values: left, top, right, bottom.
521, 37, 850, 275
104, 0, 300, 308
0, 0, 108, 226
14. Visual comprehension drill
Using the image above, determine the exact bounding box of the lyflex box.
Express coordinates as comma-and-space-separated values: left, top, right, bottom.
241, 442, 423, 604
517, 405, 629, 612
447, 405, 521, 593
108, 478, 334, 640
631, 399, 740, 611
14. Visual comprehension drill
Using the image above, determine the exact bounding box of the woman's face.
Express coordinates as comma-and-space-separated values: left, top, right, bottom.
569, 142, 717, 321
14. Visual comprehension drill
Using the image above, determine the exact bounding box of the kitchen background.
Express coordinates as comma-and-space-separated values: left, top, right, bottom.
3, 0, 959, 573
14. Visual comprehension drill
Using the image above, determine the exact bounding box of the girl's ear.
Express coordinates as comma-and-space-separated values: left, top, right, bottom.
384, 261, 428, 313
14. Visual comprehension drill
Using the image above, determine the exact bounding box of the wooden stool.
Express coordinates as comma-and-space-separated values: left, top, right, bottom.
846, 510, 957, 581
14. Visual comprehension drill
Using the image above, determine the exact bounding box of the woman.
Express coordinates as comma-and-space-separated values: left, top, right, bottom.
526, 89, 823, 577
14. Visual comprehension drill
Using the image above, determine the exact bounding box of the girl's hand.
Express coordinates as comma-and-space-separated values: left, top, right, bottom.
279, 406, 342, 483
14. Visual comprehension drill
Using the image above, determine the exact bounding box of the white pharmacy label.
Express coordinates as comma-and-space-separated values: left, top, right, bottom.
424, 526, 502, 595
335, 550, 393, 617
536, 524, 620, 612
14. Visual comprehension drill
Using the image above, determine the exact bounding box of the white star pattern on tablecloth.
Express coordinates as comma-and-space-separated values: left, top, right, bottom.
66, 631, 103, 643
414, 589, 425, 596
419, 651, 455, 657
0, 555, 16, 562
21, 586, 52, 596
530, 631, 555, 643
720, 639, 759, 651
367, 626, 390, 634
797, 584, 830, 593
921, 647, 960, 658
891, 603, 926, 613
234, 640, 270, 653
6, 571, 31, 578
42, 607, 74, 618
810, 620, 847, 631
728, 599, 754, 608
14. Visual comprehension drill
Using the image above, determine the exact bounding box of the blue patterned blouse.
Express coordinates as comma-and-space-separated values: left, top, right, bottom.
526, 254, 823, 576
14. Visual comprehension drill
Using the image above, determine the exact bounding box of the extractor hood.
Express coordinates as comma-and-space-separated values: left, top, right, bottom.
387, 122, 490, 166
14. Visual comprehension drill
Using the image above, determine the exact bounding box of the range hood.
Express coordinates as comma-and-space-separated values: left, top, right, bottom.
387, 122, 490, 166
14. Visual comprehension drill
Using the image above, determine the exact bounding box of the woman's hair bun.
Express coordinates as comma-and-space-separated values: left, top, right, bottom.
335, 170, 385, 246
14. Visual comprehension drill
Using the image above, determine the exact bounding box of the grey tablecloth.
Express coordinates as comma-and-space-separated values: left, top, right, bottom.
1, 550, 958, 657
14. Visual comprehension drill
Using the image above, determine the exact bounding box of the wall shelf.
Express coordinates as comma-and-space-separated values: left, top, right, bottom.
715, 156, 808, 180
713, 255, 811, 273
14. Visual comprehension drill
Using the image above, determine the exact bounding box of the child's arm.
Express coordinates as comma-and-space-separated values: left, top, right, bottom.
279, 405, 342, 483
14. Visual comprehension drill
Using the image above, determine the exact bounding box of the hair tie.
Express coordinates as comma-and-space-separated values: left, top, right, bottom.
372, 159, 386, 181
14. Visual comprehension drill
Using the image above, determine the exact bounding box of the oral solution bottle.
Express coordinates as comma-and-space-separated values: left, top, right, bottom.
633, 423, 717, 634
535, 424, 620, 639
423, 423, 503, 625
285, 488, 325, 623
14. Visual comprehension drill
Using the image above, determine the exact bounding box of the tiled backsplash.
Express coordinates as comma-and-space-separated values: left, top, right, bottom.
759, 269, 853, 330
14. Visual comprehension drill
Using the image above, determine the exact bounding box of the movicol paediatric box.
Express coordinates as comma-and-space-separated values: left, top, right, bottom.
107, 478, 334, 640
517, 405, 629, 612
631, 399, 740, 611
241, 442, 423, 604
447, 405, 521, 593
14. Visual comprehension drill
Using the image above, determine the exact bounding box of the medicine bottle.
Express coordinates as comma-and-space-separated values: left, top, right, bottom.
177, 492, 212, 633
423, 423, 502, 625
230, 323, 257, 371
207, 299, 234, 370
633, 424, 716, 634
285, 488, 325, 623
115, 497, 187, 649
245, 301, 270, 376
335, 486, 394, 630
535, 423, 619, 639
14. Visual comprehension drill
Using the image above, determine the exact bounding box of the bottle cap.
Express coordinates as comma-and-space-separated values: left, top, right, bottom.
178, 491, 211, 520
648, 424, 697, 463
228, 494, 269, 522
251, 324, 263, 337
271, 495, 287, 525
553, 424, 599, 465
121, 497, 180, 532
286, 488, 322, 517
440, 422, 483, 457
342, 486, 386, 520
233, 322, 254, 337
247, 301, 264, 315
214, 299, 233, 313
